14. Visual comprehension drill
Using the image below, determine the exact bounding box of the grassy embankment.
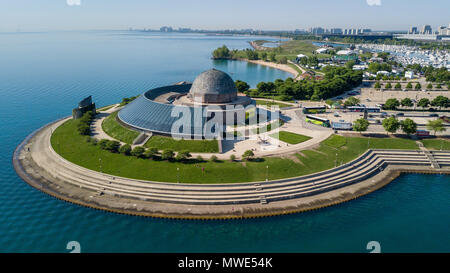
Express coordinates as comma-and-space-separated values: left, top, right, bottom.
421, 139, 450, 150
102, 112, 218, 153
144, 136, 218, 153
51, 120, 419, 184
102, 112, 140, 144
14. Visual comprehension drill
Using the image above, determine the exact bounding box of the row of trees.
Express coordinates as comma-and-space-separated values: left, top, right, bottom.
77, 111, 95, 135
375, 81, 448, 90
352, 117, 446, 136
245, 66, 362, 101
383, 96, 450, 110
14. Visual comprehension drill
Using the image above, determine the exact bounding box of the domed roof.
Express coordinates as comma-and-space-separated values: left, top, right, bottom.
188, 69, 237, 103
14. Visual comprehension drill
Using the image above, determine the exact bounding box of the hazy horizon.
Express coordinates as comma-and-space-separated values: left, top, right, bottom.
0, 0, 449, 32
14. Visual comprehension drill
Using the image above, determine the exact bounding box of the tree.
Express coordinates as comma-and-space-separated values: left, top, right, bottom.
161, 149, 175, 161
382, 117, 400, 134
384, 98, 400, 110
230, 154, 236, 162
260, 52, 268, 61
385, 82, 392, 89
268, 52, 276, 62
242, 150, 255, 161
353, 118, 369, 134
144, 147, 159, 159
417, 98, 430, 109
235, 80, 250, 93
98, 139, 110, 150
374, 81, 381, 89
400, 98, 413, 108
394, 82, 402, 90
431, 96, 450, 109
400, 118, 417, 135
344, 96, 360, 107
406, 82, 413, 89
427, 83, 433, 90
415, 82, 422, 90
245, 49, 259, 60
212, 45, 231, 59
131, 146, 145, 158
119, 144, 132, 155
105, 140, 120, 153
436, 84, 442, 89
77, 124, 91, 135
210, 155, 219, 162
279, 56, 288, 64
176, 150, 192, 162
426, 119, 446, 135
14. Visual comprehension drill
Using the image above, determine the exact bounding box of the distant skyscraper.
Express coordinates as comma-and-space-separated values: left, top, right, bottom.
421, 25, 432, 34
409, 26, 418, 34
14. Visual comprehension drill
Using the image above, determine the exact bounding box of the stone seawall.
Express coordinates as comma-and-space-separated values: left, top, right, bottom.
13, 118, 450, 220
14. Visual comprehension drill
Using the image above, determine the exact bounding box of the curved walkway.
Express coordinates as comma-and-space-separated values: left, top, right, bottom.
13, 117, 450, 219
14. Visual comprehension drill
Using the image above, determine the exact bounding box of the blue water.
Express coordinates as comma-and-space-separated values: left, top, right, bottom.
0, 31, 449, 253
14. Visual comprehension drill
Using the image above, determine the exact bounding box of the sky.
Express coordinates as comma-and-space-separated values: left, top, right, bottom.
0, 0, 449, 32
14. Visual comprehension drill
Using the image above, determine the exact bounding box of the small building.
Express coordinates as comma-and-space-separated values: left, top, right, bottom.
72, 96, 96, 119
377, 71, 390, 76
405, 71, 414, 79
315, 48, 329, 54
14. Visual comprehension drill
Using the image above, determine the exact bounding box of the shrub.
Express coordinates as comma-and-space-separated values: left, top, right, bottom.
77, 124, 91, 135
98, 139, 110, 150
176, 150, 192, 162
230, 154, 236, 162
242, 150, 255, 161
119, 144, 132, 155
196, 155, 204, 162
210, 155, 219, 162
161, 149, 175, 161
106, 140, 121, 153
144, 147, 159, 159
131, 146, 145, 158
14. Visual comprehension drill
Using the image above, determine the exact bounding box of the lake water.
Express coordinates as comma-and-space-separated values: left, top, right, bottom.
0, 31, 449, 253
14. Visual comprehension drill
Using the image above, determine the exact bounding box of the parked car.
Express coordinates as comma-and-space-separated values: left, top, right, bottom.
429, 113, 439, 117
396, 113, 404, 117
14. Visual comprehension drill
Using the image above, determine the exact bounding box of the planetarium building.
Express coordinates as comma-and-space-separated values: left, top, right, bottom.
118, 69, 260, 139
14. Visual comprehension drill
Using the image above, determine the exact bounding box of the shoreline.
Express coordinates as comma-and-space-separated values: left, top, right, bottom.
12, 118, 450, 220
238, 58, 299, 78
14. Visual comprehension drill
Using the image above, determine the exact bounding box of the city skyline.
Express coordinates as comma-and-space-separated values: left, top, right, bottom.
0, 0, 449, 32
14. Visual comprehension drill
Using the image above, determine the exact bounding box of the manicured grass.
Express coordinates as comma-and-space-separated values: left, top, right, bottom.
271, 131, 312, 145
322, 134, 347, 148
255, 99, 292, 108
51, 120, 420, 184
421, 139, 450, 150
144, 135, 219, 153
101, 112, 140, 144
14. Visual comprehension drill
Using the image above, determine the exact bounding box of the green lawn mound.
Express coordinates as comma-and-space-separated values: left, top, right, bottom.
144, 135, 218, 153
323, 135, 347, 148
271, 131, 312, 145
102, 112, 139, 144
421, 139, 450, 150
51, 119, 419, 184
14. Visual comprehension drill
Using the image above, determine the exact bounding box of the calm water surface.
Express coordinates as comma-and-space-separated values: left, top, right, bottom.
0, 31, 449, 252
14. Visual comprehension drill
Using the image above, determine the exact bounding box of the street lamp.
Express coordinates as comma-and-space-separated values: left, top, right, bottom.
335, 153, 338, 167
266, 165, 269, 182
177, 167, 180, 183
99, 158, 102, 173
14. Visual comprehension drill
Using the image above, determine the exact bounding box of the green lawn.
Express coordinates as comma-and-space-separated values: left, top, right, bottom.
51, 120, 419, 184
101, 112, 140, 144
271, 131, 312, 145
255, 99, 292, 108
421, 139, 450, 150
144, 135, 219, 153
